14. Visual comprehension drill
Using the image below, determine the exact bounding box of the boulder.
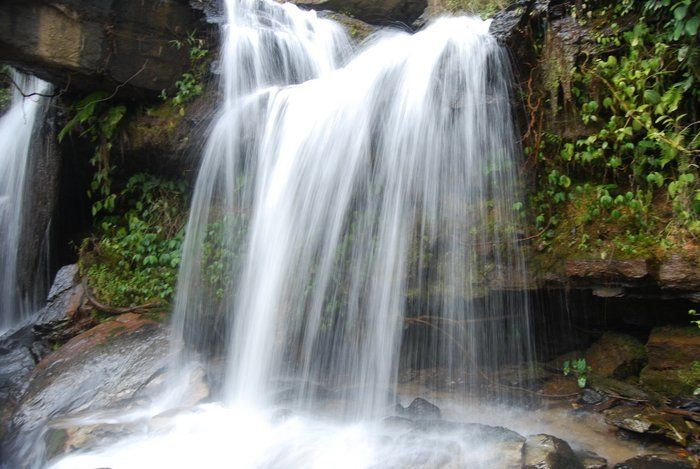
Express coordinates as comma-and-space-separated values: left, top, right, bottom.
540, 376, 582, 396
0, 265, 86, 442
404, 420, 525, 468
522, 433, 583, 469
33, 265, 84, 334
0, 0, 208, 97
1, 313, 171, 466
290, 0, 427, 24
575, 450, 607, 469
403, 397, 441, 420
640, 326, 700, 399
613, 453, 696, 469
584, 333, 646, 380
603, 406, 693, 446
587, 375, 651, 403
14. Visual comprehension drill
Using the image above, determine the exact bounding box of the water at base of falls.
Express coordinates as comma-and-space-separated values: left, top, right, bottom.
0, 72, 51, 334
49, 0, 535, 466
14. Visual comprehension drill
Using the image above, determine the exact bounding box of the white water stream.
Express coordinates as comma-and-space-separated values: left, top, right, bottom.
0, 72, 50, 333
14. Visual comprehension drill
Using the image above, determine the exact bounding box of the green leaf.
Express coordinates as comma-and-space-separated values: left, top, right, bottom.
643, 89, 661, 104
685, 17, 699, 36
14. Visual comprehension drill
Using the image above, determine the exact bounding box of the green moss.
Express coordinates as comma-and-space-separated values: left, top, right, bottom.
44, 428, 68, 461
641, 365, 700, 398
438, 0, 512, 18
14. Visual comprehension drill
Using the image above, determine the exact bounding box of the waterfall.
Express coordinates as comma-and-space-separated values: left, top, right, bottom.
173, 0, 532, 416
0, 72, 51, 333
47, 1, 537, 466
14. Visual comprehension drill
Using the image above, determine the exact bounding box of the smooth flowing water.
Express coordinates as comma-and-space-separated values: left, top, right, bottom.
0, 72, 50, 333
173, 0, 531, 413
51, 0, 538, 466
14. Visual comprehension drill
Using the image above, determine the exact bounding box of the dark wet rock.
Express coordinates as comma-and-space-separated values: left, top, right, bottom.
33, 265, 84, 336
0, 326, 51, 442
576, 449, 608, 469
290, 0, 427, 24
17, 102, 61, 301
604, 406, 692, 446
2, 313, 171, 466
319, 11, 376, 42
0, 265, 87, 443
640, 326, 700, 399
584, 333, 646, 380
540, 376, 582, 396
522, 433, 583, 469
490, 0, 537, 46
587, 375, 651, 403
579, 389, 606, 406
403, 397, 441, 420
613, 453, 696, 468
382, 415, 414, 429
0, 0, 210, 97
119, 85, 216, 176
497, 362, 554, 388
404, 420, 525, 468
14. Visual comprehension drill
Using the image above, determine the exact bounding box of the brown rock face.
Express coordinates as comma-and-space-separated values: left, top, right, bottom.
584, 333, 646, 380
0, 0, 206, 96
565, 259, 650, 282
658, 254, 700, 290
290, 0, 427, 24
640, 326, 700, 398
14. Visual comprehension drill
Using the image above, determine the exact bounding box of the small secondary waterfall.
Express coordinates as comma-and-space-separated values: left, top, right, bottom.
173, 0, 532, 416
0, 72, 51, 333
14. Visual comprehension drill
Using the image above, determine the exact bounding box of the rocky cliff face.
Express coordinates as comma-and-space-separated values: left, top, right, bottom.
0, 0, 210, 97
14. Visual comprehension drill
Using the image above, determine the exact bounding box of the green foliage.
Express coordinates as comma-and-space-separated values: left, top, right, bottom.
529, 1, 700, 259
80, 174, 188, 307
0, 65, 13, 111
442, 0, 511, 17
563, 358, 591, 388
201, 215, 248, 301
161, 30, 209, 115
59, 92, 127, 217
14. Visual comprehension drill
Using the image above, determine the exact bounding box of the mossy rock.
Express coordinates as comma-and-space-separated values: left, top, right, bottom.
640, 326, 700, 399
584, 332, 646, 380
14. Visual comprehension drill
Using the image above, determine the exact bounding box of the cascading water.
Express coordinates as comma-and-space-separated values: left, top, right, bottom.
0, 72, 51, 333
50, 1, 537, 467
172, 0, 531, 414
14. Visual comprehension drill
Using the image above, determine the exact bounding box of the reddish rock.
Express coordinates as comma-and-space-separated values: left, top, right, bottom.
658, 254, 700, 290
584, 333, 646, 380
640, 326, 700, 398
565, 259, 649, 281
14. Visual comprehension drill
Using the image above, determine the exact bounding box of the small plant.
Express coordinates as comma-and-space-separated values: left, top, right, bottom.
691, 309, 700, 328
161, 30, 209, 115
58, 92, 127, 217
80, 173, 189, 308
563, 358, 591, 388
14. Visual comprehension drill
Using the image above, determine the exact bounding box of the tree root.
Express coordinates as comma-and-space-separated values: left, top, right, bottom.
82, 278, 164, 315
